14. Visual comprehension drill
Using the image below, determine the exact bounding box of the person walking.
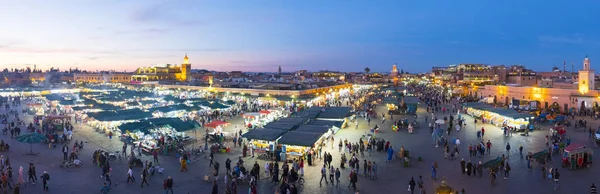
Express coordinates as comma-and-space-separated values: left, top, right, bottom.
40, 171, 49, 191
165, 176, 174, 194
153, 150, 159, 165
519, 144, 524, 158
140, 168, 149, 188
105, 172, 111, 189
553, 169, 560, 190
319, 165, 328, 186
431, 162, 437, 180
460, 158, 466, 175
27, 163, 36, 184
329, 165, 335, 184
486, 140, 492, 155
408, 177, 416, 194
506, 142, 511, 155
504, 162, 511, 179
126, 167, 135, 183
372, 162, 377, 179
62, 144, 68, 161
335, 168, 341, 185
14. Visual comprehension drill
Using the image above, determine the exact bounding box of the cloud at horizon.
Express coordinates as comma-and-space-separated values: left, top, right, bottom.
1, 0, 600, 73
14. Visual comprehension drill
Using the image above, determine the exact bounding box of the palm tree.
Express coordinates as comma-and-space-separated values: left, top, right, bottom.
364, 67, 371, 74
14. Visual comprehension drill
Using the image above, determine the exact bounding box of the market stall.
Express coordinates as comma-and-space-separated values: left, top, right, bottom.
242, 128, 286, 158
205, 121, 230, 141
118, 118, 198, 148
86, 109, 153, 136
277, 131, 327, 162
463, 102, 532, 129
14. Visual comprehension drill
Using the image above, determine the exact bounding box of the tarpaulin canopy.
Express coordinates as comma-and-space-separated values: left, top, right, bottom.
242, 128, 286, 141
138, 100, 158, 105
277, 117, 309, 125
149, 104, 201, 113
205, 121, 229, 128
278, 131, 324, 147
308, 120, 343, 129
87, 108, 152, 121
315, 107, 352, 120
118, 118, 199, 133
292, 110, 320, 119
197, 101, 230, 109
295, 125, 331, 134
163, 95, 186, 103
264, 122, 300, 131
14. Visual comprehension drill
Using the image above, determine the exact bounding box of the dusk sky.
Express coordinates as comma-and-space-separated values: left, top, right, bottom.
1, 1, 600, 73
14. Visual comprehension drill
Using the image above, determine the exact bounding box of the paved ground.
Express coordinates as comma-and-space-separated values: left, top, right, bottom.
3, 97, 600, 193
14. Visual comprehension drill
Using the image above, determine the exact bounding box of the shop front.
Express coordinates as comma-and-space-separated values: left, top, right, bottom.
277, 131, 326, 163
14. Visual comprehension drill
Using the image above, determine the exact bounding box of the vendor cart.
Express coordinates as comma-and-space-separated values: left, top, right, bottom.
562, 144, 593, 170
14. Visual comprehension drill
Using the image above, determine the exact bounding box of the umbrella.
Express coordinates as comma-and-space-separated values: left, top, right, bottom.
16, 132, 46, 155
435, 119, 445, 125
205, 121, 229, 128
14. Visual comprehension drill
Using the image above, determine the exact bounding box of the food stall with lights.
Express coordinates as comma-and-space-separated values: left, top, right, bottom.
86, 109, 153, 136
242, 128, 286, 158
242, 110, 285, 129
118, 118, 198, 152
463, 102, 533, 130
277, 131, 327, 162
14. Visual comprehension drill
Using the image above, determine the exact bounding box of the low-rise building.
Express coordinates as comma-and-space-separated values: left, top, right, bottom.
74, 72, 131, 83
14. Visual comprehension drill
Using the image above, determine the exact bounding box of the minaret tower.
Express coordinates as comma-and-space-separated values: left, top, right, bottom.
391, 63, 399, 77
578, 55, 594, 94
180, 53, 191, 81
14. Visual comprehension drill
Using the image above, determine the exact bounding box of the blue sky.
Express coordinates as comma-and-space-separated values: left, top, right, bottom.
1, 0, 599, 73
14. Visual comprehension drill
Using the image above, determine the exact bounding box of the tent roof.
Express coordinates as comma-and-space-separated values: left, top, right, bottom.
118, 118, 198, 133
148, 104, 201, 113
87, 108, 152, 121
278, 131, 324, 147
263, 122, 299, 131
276, 117, 309, 125
242, 128, 286, 141
291, 110, 320, 119
163, 95, 186, 103
295, 125, 331, 134
308, 120, 343, 128
315, 107, 352, 119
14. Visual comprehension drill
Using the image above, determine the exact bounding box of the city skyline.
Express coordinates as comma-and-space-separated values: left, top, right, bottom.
1, 1, 600, 73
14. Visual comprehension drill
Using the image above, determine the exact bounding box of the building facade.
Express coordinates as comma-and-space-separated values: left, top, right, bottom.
131, 54, 191, 82
74, 73, 131, 83
480, 56, 600, 112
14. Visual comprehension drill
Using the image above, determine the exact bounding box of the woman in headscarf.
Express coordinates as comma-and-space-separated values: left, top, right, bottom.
18, 166, 24, 186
